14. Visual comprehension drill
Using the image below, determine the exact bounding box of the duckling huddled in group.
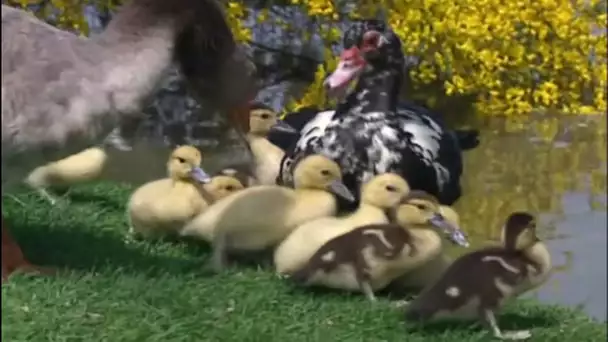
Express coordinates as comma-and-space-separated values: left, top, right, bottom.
403, 212, 552, 340
287, 190, 469, 302
388, 200, 468, 292
246, 103, 298, 186
274, 173, 411, 276
180, 154, 355, 271
127, 145, 212, 239
24, 147, 109, 205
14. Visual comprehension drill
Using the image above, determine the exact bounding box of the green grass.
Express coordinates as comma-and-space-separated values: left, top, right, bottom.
2, 182, 606, 341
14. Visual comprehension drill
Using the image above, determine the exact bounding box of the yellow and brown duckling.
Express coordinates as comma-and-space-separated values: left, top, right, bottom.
287, 190, 469, 302
246, 103, 298, 185
180, 154, 354, 272
403, 212, 552, 340
127, 145, 211, 239
273, 173, 411, 276
389, 202, 467, 291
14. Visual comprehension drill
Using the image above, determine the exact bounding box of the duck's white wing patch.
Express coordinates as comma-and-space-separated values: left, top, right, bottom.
295, 110, 335, 152
396, 108, 450, 189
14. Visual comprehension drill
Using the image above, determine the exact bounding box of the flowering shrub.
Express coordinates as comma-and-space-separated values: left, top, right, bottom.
287, 0, 607, 117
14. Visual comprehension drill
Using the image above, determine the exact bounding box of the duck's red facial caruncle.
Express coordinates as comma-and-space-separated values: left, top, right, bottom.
324, 30, 389, 98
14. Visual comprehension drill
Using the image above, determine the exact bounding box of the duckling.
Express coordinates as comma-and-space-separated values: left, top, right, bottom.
24, 147, 108, 205
403, 212, 552, 340
202, 174, 246, 202
287, 190, 469, 302
390, 204, 466, 291
274, 173, 411, 275
214, 166, 256, 188
180, 154, 355, 271
127, 145, 211, 239
247, 103, 298, 185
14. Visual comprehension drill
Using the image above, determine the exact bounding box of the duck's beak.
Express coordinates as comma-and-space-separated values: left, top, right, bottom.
270, 120, 298, 134
191, 167, 212, 184
324, 47, 366, 98
328, 180, 355, 202
428, 213, 470, 247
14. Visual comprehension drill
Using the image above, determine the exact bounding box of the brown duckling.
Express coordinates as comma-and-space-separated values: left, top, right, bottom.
403, 212, 552, 340
287, 190, 469, 302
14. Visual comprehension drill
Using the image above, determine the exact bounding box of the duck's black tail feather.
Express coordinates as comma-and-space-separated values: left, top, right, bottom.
267, 106, 325, 151
453, 129, 480, 151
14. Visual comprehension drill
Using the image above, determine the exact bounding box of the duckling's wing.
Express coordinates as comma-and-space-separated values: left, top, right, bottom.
181, 186, 294, 239
405, 249, 524, 319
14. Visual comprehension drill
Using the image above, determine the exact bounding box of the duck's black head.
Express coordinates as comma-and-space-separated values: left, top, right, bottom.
501, 212, 539, 251
324, 20, 404, 98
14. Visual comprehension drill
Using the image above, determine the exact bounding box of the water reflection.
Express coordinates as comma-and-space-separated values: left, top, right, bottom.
451, 115, 607, 321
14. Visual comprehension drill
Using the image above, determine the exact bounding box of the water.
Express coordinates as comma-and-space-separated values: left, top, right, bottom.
452, 115, 607, 321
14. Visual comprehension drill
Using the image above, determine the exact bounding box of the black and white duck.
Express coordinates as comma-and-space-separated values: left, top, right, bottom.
269, 20, 479, 209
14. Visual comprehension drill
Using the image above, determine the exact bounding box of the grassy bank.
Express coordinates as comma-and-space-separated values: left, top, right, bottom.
2, 182, 605, 341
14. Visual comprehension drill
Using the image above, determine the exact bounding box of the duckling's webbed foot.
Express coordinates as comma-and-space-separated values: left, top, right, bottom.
210, 232, 229, 272
35, 188, 61, 206
355, 256, 376, 302
360, 280, 376, 302
482, 309, 531, 340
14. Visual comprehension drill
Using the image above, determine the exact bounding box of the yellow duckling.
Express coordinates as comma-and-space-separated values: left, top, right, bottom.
24, 147, 108, 205
274, 173, 411, 275
180, 154, 355, 271
389, 202, 468, 291
127, 145, 211, 239
287, 190, 469, 302
403, 212, 552, 341
202, 174, 247, 202
247, 103, 298, 185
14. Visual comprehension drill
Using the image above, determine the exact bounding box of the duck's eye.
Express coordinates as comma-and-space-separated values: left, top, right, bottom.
320, 170, 331, 176
177, 157, 186, 163
362, 31, 382, 48
385, 185, 397, 192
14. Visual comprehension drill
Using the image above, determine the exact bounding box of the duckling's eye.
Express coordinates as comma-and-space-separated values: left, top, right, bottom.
415, 204, 427, 210
225, 185, 235, 191
385, 185, 397, 192
177, 157, 186, 164
260, 113, 271, 119
320, 170, 331, 176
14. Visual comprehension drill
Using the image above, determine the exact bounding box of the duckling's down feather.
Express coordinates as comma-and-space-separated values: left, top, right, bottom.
181, 185, 339, 251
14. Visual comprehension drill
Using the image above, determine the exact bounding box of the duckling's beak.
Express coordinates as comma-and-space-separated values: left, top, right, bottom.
428, 213, 470, 247
190, 167, 212, 184
270, 121, 298, 134
328, 180, 356, 202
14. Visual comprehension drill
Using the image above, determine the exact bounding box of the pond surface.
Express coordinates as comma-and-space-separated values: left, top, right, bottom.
450, 115, 607, 321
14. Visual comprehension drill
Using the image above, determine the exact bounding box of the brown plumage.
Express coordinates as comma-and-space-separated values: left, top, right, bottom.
289, 223, 416, 299
404, 212, 552, 341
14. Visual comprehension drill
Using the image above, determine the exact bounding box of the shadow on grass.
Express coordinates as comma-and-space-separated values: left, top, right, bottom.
404, 311, 561, 335
66, 191, 125, 212
5, 218, 209, 278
